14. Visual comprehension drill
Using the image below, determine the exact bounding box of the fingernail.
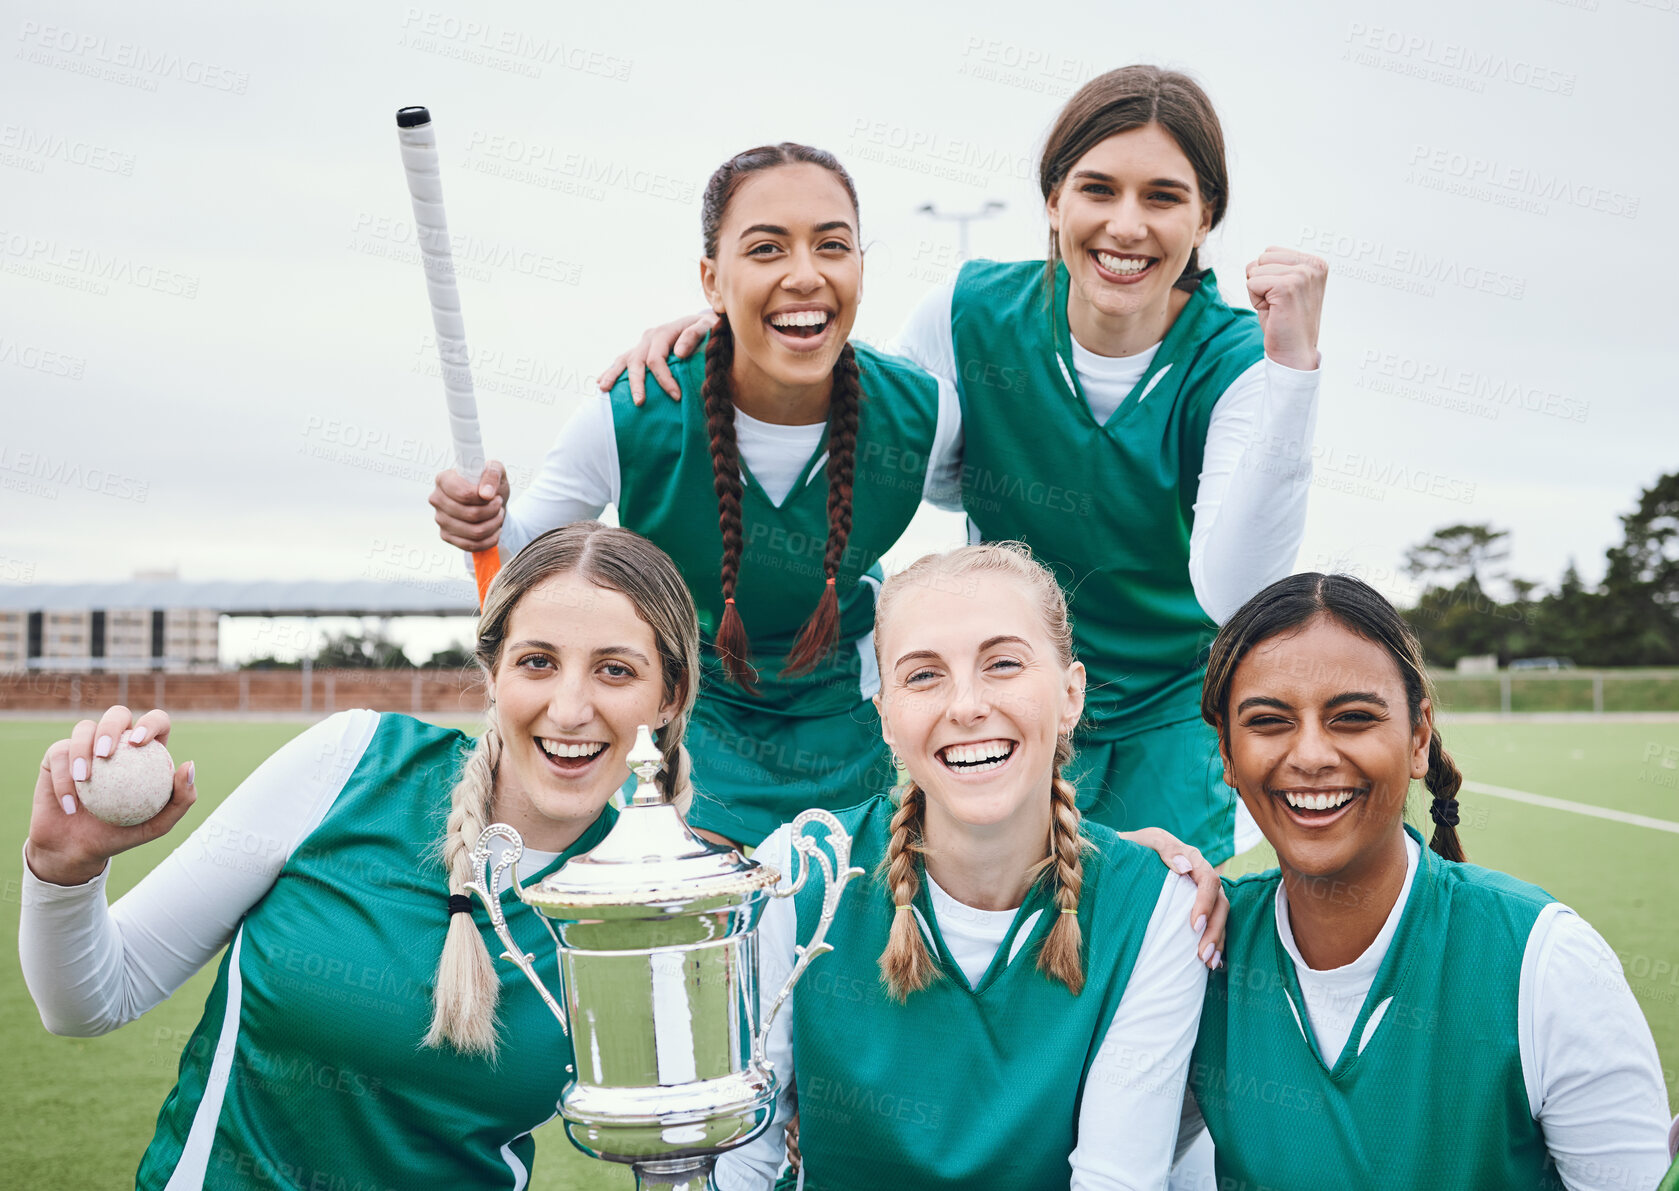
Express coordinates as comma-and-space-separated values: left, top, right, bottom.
130, 725, 148, 745
1201, 942, 1215, 962
73, 757, 88, 782
1194, 914, 1207, 935
1213, 950, 1223, 969
479, 485, 494, 499
1172, 854, 1192, 874
61, 795, 77, 816
187, 761, 196, 787
96, 735, 112, 757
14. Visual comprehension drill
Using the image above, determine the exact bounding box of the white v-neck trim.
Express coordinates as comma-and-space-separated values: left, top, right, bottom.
1274, 833, 1421, 1065
731, 407, 826, 508
925, 873, 1021, 989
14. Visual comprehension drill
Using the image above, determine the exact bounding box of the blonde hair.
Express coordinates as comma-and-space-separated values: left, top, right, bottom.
424, 522, 701, 1055
872, 542, 1089, 1000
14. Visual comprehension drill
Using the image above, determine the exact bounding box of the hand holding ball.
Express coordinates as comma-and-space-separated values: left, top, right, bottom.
75, 736, 178, 826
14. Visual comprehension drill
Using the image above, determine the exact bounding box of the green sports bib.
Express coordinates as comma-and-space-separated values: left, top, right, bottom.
785, 795, 1165, 1190
1192, 826, 1560, 1188
949, 260, 1263, 740
136, 714, 614, 1190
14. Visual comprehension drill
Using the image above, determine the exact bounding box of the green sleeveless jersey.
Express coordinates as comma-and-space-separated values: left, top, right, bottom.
136, 714, 615, 1190
1658, 1152, 1679, 1191
610, 340, 939, 842
783, 795, 1164, 1190
949, 261, 1263, 740
1192, 827, 1560, 1188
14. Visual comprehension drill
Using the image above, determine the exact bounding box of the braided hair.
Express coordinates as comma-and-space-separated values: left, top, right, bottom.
873, 543, 1092, 1000
1200, 572, 1467, 862
698, 144, 864, 690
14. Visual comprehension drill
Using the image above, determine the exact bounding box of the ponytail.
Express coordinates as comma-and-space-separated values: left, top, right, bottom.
1424, 728, 1466, 863
424, 724, 504, 1057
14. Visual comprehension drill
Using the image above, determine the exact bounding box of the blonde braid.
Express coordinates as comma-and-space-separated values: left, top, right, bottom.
423, 724, 503, 1057
1035, 754, 1087, 995
877, 782, 939, 1001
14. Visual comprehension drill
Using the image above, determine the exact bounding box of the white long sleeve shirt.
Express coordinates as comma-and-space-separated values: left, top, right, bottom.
715, 825, 1210, 1191
891, 276, 1320, 624
1176, 833, 1672, 1189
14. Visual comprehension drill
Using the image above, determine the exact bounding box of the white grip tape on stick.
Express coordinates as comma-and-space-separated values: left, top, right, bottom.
397, 121, 486, 481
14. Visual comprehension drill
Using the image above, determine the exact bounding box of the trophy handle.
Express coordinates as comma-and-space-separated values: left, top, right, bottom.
754, 809, 863, 1069
465, 823, 569, 1034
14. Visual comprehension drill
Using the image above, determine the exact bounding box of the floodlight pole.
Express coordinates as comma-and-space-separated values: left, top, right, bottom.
917, 200, 1005, 261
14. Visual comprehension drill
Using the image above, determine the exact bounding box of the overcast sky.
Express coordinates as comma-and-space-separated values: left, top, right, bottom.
3, 0, 1675, 661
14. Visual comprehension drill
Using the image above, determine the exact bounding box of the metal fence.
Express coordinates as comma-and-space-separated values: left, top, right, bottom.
1430, 669, 1679, 714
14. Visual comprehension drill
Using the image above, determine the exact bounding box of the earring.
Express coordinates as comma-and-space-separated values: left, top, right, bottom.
889, 749, 903, 771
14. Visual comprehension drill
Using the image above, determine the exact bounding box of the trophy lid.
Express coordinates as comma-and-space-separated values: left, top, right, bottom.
521, 725, 779, 916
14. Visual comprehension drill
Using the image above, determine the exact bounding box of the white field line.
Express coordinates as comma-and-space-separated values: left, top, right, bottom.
1462, 780, 1679, 835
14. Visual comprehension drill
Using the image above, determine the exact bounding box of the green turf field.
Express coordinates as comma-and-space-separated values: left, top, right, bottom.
4, 717, 1675, 1187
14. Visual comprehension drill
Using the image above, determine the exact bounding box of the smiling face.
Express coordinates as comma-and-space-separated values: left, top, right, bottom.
1219, 614, 1431, 885
876, 575, 1084, 840
701, 162, 861, 410
1046, 123, 1212, 351
487, 572, 679, 852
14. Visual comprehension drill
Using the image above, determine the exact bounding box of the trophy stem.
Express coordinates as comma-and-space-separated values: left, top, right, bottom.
631, 1156, 717, 1191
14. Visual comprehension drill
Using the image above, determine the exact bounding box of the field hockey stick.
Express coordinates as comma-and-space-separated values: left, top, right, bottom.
394, 104, 499, 608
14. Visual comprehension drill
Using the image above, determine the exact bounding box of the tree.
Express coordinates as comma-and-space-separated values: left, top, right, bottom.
1596, 472, 1679, 665
311, 628, 415, 669
240, 655, 301, 671
422, 644, 475, 670
1403, 524, 1511, 592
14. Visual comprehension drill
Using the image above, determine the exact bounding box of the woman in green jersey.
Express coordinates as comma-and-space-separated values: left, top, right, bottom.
20, 523, 705, 1189
605, 66, 1328, 868
433, 143, 963, 847
717, 543, 1218, 1190
1185, 574, 1672, 1188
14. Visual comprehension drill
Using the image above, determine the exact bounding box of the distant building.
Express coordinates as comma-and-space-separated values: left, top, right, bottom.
0, 606, 218, 673
0, 571, 476, 674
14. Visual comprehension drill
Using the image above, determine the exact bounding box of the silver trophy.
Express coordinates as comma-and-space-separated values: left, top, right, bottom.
467, 725, 861, 1191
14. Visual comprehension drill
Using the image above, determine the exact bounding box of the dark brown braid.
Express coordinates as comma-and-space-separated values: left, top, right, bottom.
783, 342, 862, 676
1424, 730, 1465, 862
701, 315, 756, 691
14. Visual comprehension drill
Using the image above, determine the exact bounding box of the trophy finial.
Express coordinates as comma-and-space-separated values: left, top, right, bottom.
627, 724, 664, 806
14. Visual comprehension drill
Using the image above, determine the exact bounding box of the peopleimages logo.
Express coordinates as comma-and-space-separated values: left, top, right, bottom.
0, 124, 136, 175
1298, 226, 1525, 301
1407, 144, 1640, 220
15, 21, 250, 93
0, 230, 200, 299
